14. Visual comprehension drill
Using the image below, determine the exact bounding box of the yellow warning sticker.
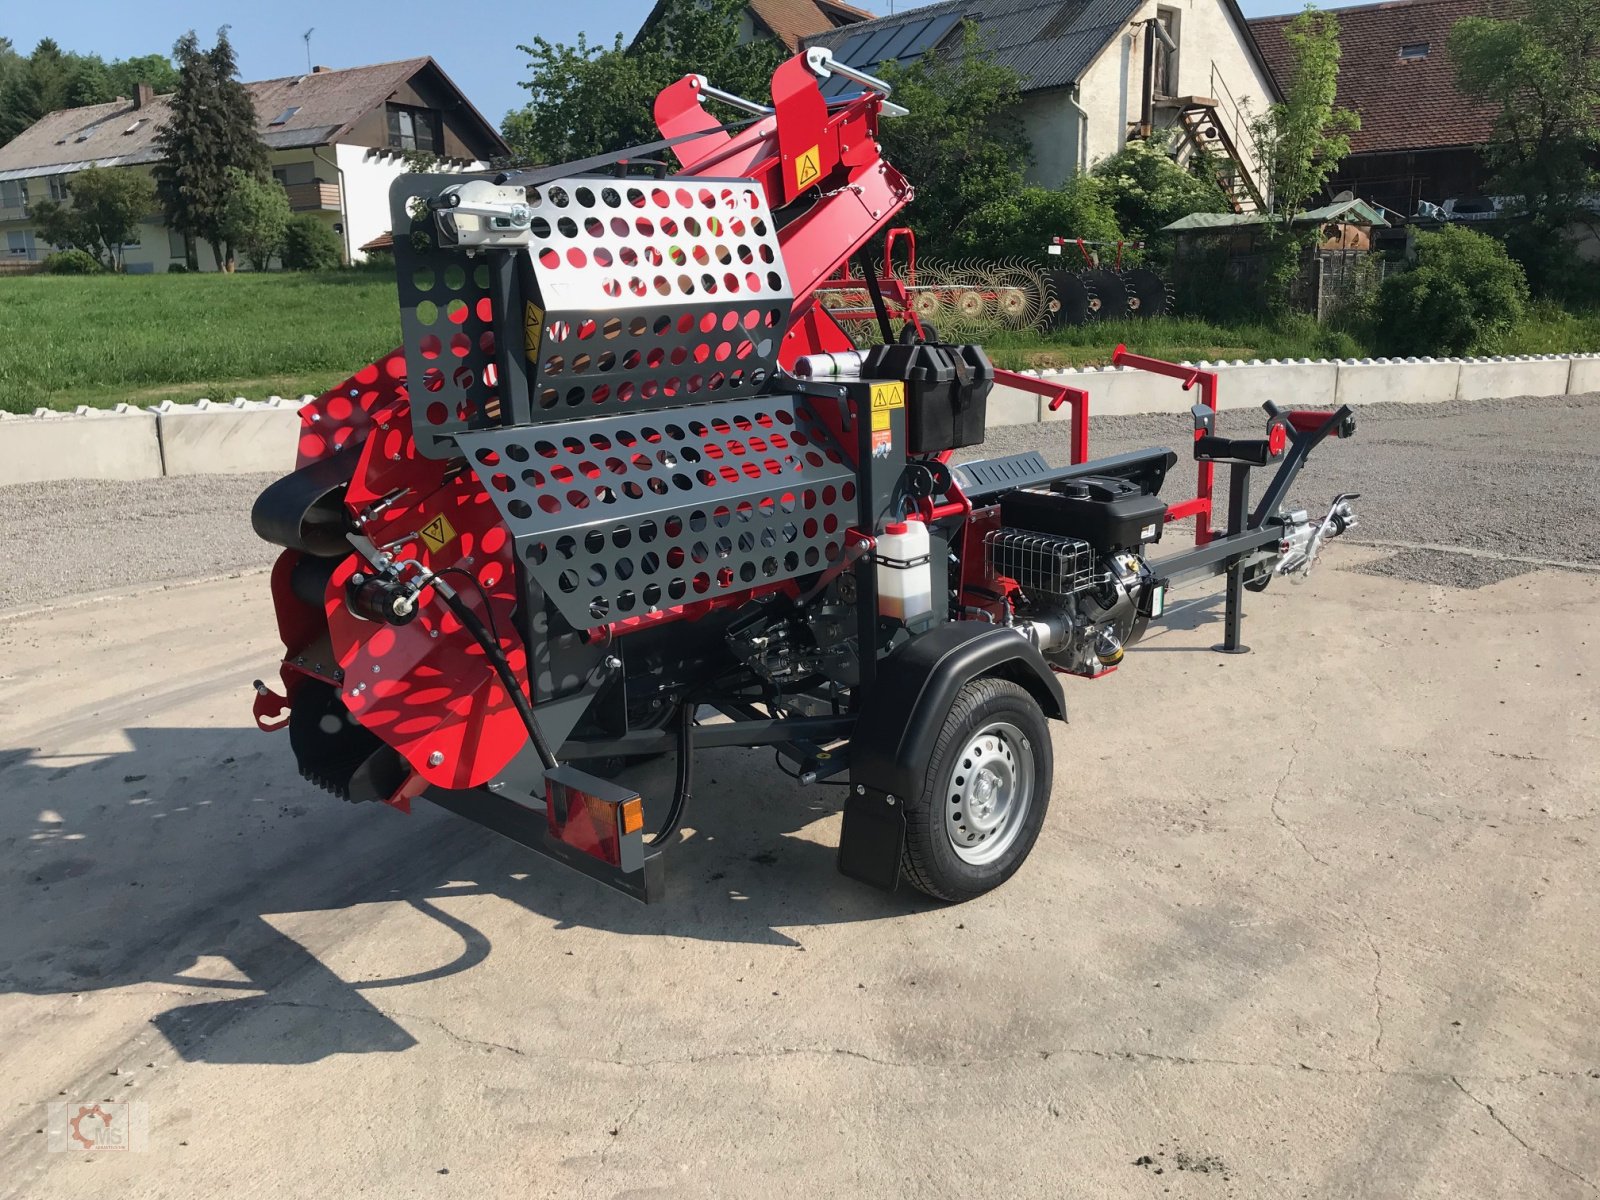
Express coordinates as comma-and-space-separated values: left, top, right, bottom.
420, 513, 458, 554
524, 300, 545, 363
871, 408, 891, 432
870, 381, 906, 411
795, 144, 822, 191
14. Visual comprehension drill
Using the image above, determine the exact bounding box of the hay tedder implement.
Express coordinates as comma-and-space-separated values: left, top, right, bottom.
250, 47, 1359, 903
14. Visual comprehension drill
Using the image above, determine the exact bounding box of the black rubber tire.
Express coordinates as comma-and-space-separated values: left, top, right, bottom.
899, 677, 1054, 902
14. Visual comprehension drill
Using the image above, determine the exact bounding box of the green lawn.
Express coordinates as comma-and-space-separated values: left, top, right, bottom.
981, 315, 1365, 371
6, 272, 1600, 413
0, 271, 400, 413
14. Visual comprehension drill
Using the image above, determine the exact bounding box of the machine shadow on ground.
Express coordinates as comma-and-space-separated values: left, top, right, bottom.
0, 724, 934, 1065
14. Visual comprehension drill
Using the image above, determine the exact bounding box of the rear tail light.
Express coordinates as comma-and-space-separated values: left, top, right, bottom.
544, 765, 647, 872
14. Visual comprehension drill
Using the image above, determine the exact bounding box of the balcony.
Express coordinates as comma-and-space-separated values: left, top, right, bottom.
283, 181, 341, 213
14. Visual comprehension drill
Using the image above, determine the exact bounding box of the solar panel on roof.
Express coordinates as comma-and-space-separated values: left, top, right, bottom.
834, 30, 872, 59
846, 26, 902, 67
877, 17, 932, 61
901, 12, 961, 56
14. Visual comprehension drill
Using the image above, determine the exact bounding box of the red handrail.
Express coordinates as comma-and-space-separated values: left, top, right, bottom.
1109, 345, 1217, 545
993, 369, 1089, 466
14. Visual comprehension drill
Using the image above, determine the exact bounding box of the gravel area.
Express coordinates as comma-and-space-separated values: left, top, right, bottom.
1, 392, 1596, 612
972, 391, 1600, 588
0, 473, 279, 612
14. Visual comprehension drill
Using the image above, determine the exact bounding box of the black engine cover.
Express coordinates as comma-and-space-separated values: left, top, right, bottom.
999, 476, 1169, 554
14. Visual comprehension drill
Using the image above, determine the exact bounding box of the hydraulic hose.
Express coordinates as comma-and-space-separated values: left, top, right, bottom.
434, 579, 558, 773
649, 700, 696, 845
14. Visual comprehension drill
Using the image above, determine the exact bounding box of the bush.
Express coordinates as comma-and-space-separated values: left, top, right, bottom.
956, 178, 1120, 261
280, 215, 344, 271
167, 262, 189, 274
42, 249, 105, 275
1089, 138, 1229, 243
1373, 225, 1528, 355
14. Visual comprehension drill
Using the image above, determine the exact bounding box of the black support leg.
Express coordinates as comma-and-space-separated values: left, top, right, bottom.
1214, 463, 1252, 655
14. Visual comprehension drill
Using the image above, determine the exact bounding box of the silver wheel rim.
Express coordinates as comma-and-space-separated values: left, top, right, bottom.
944, 720, 1034, 866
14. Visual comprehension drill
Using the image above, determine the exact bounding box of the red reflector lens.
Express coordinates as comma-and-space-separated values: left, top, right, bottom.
543, 766, 644, 869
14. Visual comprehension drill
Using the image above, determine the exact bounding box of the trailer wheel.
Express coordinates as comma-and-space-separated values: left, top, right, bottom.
900, 677, 1053, 902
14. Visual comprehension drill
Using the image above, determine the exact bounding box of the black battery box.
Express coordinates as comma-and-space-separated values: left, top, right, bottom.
861, 342, 994, 454
999, 475, 1169, 554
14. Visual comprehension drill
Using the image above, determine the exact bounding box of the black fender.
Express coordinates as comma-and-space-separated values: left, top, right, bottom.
837, 622, 1067, 891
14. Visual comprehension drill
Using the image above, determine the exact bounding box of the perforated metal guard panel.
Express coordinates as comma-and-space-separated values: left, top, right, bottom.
457, 395, 857, 629
390, 172, 508, 459
521, 176, 793, 421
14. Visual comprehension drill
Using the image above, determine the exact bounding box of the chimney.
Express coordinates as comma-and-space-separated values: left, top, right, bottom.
312, 65, 331, 73
135, 82, 154, 109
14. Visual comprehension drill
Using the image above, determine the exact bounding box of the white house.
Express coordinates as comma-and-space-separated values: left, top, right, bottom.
805, 0, 1281, 209
0, 57, 509, 272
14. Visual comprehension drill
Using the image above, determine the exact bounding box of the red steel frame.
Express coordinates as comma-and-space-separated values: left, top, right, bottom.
1110, 344, 1218, 545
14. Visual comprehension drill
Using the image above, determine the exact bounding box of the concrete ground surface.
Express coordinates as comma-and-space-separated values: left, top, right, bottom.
1, 393, 1597, 1198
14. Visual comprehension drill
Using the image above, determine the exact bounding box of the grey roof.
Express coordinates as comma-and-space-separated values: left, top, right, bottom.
804, 0, 1146, 95
1163, 199, 1391, 231
0, 57, 507, 179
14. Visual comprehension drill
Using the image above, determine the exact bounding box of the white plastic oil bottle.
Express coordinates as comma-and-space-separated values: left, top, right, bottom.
875, 520, 934, 621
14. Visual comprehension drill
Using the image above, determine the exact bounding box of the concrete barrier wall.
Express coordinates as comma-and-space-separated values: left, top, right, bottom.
1455, 356, 1571, 402
157, 408, 303, 476
1334, 359, 1462, 408
4, 356, 1600, 486
0, 409, 164, 485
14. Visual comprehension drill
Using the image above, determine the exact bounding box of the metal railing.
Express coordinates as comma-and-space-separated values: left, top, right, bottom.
1207, 60, 1264, 177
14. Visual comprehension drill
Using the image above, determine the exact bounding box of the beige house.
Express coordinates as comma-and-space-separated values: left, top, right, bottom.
0, 57, 509, 272
806, 0, 1281, 211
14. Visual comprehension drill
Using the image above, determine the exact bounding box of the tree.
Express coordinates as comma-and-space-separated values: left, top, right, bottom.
1089, 138, 1230, 243
1250, 6, 1359, 228
876, 25, 1032, 260
0, 40, 180, 144
221, 168, 291, 269
107, 54, 181, 98
1451, 0, 1600, 295
504, 0, 785, 165
29, 165, 156, 270
153, 29, 268, 271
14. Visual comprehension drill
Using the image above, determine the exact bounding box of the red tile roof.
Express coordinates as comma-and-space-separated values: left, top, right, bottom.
748, 0, 877, 49
1249, 0, 1499, 154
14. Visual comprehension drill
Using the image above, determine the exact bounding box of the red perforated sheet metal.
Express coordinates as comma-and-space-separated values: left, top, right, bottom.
521, 176, 794, 421
323, 473, 529, 791
456, 394, 855, 629
296, 349, 410, 469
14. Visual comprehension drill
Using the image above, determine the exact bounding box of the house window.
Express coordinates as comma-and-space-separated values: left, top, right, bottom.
168, 227, 187, 259
0, 179, 28, 210
123, 118, 147, 135
6, 230, 37, 258
1399, 42, 1430, 60
272, 161, 316, 188
269, 106, 300, 126
48, 175, 69, 202
386, 103, 441, 153
1154, 8, 1180, 97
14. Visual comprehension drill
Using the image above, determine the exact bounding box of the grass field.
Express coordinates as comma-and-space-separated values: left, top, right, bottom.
0, 271, 399, 413
7, 272, 1600, 412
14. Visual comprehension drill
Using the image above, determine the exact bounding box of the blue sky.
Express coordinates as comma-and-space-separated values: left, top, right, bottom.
6, 0, 1309, 131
